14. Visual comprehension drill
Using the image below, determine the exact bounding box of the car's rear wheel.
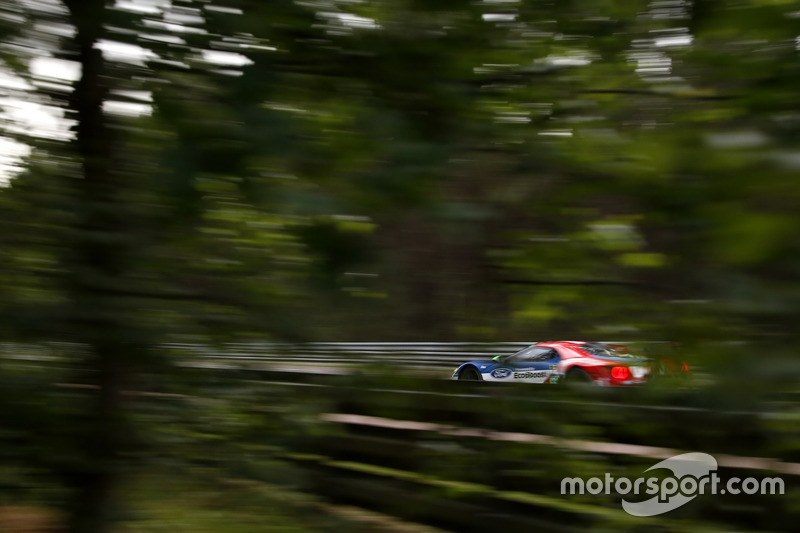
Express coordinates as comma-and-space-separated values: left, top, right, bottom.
563, 367, 593, 385
458, 367, 482, 381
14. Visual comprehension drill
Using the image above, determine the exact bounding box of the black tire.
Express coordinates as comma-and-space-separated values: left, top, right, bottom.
458, 367, 482, 381
563, 367, 594, 385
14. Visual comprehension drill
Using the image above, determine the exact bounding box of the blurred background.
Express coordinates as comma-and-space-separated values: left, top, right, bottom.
1, 0, 799, 531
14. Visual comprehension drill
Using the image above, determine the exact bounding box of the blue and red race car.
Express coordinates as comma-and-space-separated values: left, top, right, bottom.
451, 341, 688, 386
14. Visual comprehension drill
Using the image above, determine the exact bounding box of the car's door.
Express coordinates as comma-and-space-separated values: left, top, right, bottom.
505, 347, 560, 383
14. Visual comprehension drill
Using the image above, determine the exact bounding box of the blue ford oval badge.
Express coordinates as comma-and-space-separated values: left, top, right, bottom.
490, 368, 512, 379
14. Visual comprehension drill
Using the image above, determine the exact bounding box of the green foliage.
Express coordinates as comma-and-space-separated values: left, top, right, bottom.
3, 0, 800, 530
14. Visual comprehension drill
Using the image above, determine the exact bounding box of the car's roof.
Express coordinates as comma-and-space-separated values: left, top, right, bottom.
535, 340, 588, 347
534, 341, 594, 358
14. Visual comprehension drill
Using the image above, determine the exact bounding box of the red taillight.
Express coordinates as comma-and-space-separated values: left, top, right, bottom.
681, 362, 690, 373
611, 366, 631, 380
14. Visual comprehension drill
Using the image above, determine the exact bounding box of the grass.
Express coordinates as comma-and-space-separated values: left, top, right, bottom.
113, 467, 445, 533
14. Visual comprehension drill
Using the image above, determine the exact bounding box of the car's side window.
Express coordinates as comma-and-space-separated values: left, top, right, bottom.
530, 348, 558, 362
511, 347, 551, 362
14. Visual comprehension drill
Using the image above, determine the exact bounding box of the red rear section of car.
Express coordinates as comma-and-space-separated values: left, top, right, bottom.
538, 341, 655, 386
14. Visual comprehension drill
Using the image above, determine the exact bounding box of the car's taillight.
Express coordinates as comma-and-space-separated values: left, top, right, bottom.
611, 366, 631, 380
680, 362, 690, 373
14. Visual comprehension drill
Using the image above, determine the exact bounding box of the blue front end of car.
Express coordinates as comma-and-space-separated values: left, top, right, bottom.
452, 360, 500, 381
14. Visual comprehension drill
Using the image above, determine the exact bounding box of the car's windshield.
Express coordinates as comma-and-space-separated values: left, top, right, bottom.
496, 348, 526, 362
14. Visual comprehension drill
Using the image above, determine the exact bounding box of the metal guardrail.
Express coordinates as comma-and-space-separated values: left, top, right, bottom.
1, 341, 531, 365
4, 341, 669, 366
0, 340, 694, 378
169, 341, 542, 368
167, 341, 687, 377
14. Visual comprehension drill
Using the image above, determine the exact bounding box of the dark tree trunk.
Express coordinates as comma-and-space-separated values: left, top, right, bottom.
62, 2, 128, 532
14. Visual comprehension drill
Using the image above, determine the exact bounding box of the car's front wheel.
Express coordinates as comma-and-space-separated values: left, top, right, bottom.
458, 367, 482, 381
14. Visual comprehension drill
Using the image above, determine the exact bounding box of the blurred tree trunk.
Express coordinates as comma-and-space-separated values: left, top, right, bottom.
63, 1, 127, 532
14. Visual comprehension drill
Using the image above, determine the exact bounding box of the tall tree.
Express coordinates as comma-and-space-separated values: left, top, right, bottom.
61, 1, 133, 530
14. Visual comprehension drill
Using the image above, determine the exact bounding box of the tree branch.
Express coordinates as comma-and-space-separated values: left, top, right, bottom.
578, 89, 734, 101
502, 278, 643, 287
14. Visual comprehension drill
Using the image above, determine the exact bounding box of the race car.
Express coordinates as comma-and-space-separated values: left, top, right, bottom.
451, 341, 685, 386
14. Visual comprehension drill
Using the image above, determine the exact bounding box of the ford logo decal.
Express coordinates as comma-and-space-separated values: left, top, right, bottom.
490, 368, 512, 379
